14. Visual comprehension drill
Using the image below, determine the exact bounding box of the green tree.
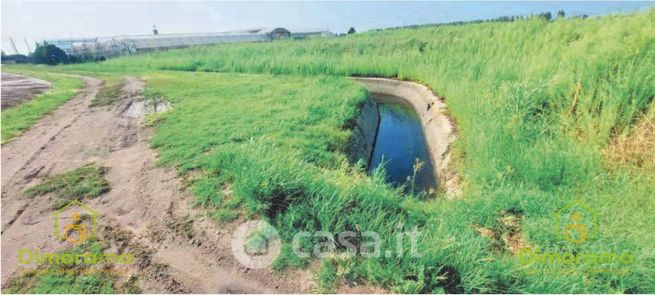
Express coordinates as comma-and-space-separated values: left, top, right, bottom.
347, 27, 356, 35
32, 44, 67, 65
539, 12, 553, 21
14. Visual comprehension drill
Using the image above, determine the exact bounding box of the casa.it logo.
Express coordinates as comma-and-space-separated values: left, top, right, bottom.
231, 220, 281, 269
554, 199, 598, 244
53, 200, 98, 245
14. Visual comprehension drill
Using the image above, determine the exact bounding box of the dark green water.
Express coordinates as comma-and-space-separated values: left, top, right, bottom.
368, 98, 436, 193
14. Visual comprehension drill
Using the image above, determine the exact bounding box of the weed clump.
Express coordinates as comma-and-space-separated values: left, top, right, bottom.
91, 77, 125, 106
24, 164, 110, 208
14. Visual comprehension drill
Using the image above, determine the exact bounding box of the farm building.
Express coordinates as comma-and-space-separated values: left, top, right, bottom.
44, 27, 332, 60
290, 29, 334, 39
42, 38, 98, 55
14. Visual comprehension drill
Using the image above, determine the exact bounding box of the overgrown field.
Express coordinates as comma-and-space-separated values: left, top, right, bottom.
6, 8, 655, 293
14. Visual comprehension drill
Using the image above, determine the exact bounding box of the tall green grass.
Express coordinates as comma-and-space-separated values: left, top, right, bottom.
32, 8, 655, 293
67, 10, 655, 192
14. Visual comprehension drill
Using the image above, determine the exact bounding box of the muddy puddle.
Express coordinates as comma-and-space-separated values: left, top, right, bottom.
121, 99, 170, 118
368, 94, 436, 193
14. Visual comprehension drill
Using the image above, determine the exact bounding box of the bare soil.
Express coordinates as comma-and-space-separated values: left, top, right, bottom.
0, 75, 317, 293
1, 73, 52, 109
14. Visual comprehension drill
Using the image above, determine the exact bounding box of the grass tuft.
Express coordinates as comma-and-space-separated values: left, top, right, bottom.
90, 77, 125, 107
24, 164, 110, 208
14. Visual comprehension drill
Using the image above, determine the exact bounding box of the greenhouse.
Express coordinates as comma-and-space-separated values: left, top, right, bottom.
46, 27, 331, 61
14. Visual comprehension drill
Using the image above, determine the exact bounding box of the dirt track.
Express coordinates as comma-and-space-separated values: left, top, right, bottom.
1, 73, 52, 109
0, 75, 316, 293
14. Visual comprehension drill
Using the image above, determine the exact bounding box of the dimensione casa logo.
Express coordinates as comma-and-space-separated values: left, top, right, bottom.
17, 200, 133, 267
518, 199, 636, 275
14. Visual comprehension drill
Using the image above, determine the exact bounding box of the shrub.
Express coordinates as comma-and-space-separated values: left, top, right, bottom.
32, 44, 68, 65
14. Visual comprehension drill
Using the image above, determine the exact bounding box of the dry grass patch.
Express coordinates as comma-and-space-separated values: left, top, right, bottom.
605, 110, 655, 170
475, 210, 531, 255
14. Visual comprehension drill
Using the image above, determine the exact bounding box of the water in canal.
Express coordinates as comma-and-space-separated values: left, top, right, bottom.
368, 95, 436, 193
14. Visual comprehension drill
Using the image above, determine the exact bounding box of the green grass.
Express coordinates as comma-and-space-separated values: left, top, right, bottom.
2, 239, 140, 294
315, 259, 339, 293
91, 75, 125, 107
24, 164, 110, 209
1, 67, 84, 143
12, 8, 655, 293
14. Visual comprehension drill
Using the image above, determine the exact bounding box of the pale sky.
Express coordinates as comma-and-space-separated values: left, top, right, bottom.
2, 1, 653, 54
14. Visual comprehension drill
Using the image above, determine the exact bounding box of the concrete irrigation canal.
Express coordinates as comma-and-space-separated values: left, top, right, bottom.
352, 77, 460, 197
369, 95, 436, 192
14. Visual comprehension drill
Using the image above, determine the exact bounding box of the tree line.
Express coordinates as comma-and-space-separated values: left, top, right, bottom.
372, 10, 580, 32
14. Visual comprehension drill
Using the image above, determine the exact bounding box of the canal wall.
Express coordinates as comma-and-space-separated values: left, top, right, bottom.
352, 77, 460, 198
349, 99, 380, 169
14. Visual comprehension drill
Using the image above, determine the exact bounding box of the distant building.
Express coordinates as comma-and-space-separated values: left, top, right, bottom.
290, 29, 334, 40
42, 38, 97, 54
45, 27, 332, 60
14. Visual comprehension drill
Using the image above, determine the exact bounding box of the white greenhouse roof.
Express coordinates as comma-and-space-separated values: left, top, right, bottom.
113, 32, 272, 50
47, 27, 333, 59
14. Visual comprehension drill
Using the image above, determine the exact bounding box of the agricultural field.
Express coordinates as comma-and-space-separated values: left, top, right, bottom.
1, 69, 83, 143
2, 7, 654, 294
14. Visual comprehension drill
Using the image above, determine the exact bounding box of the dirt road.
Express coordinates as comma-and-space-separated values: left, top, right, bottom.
1, 75, 314, 293
1, 73, 52, 109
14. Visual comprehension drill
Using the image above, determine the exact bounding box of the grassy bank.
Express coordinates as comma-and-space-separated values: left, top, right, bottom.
12, 8, 655, 293
137, 68, 652, 292
2, 67, 84, 143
